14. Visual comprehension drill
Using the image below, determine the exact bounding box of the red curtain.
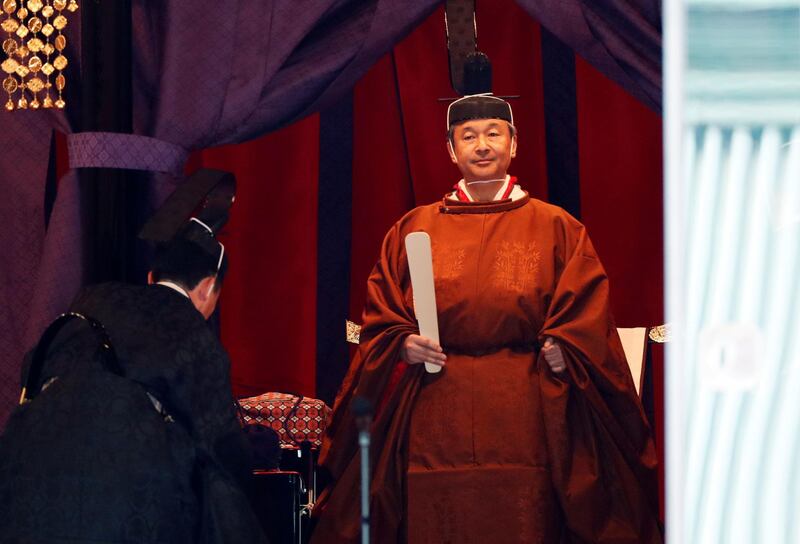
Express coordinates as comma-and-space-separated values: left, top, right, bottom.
574, 53, 664, 517
576, 55, 664, 327
191, 116, 321, 398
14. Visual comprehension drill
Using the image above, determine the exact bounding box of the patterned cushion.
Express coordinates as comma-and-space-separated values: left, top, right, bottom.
239, 392, 331, 449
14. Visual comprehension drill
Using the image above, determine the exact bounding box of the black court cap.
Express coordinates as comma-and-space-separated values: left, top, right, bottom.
139, 169, 236, 243
446, 94, 514, 130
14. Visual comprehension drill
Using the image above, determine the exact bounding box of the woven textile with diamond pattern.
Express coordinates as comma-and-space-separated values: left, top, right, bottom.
239, 392, 332, 449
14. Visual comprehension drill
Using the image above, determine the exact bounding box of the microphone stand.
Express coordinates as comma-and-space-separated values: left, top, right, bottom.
352, 397, 373, 544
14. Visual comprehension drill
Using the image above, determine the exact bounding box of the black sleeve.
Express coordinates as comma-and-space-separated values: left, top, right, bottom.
167, 325, 254, 487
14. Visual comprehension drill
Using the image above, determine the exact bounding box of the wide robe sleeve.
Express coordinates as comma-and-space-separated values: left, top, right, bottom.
537, 221, 662, 543
312, 222, 425, 544
167, 330, 254, 488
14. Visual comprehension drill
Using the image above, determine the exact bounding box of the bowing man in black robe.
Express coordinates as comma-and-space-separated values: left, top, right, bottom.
0, 172, 268, 543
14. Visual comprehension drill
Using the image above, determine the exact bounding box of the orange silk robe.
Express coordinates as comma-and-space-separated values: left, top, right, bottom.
311, 191, 662, 543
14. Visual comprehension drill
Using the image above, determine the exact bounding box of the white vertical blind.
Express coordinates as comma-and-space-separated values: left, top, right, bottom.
668, 1, 800, 542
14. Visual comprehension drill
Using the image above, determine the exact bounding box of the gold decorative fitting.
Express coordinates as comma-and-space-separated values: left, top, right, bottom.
346, 320, 362, 345
27, 16, 40, 31
648, 324, 670, 344
26, 75, 41, 90
1, 56, 16, 72
2, 18, 18, 32
2, 0, 76, 111
2, 74, 16, 92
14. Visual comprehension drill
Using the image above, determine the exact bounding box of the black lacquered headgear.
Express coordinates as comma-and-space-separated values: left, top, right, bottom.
139, 169, 236, 243
446, 93, 514, 130
139, 169, 236, 271
443, 1, 516, 132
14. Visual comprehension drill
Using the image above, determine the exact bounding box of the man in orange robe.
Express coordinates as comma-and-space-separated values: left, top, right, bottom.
311, 95, 662, 543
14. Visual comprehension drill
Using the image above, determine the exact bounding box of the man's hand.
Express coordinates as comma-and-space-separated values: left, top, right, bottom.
542, 337, 566, 374
401, 334, 447, 367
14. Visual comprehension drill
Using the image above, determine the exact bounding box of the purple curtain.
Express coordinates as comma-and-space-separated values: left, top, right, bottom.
0, 113, 60, 418
0, 0, 439, 427
0, 19, 76, 427
514, 0, 662, 112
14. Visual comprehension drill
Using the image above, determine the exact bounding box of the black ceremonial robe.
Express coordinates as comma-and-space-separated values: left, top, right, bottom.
0, 282, 265, 543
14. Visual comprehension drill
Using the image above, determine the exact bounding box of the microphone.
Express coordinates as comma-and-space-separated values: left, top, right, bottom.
352, 396, 373, 432
352, 396, 373, 544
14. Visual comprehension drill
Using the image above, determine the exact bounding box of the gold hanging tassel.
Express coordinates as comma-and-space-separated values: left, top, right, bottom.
1, 0, 77, 112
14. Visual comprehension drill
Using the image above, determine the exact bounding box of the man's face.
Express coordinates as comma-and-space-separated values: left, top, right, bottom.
448, 119, 516, 182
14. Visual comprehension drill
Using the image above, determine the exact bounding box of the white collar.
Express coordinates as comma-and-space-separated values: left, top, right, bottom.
156, 280, 190, 299
451, 175, 524, 202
